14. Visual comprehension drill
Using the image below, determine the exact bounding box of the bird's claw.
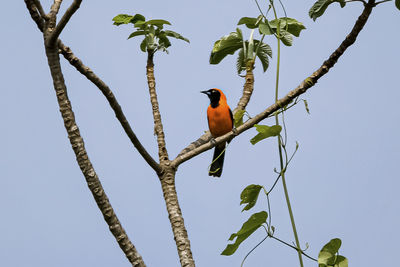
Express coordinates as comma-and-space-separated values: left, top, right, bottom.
232, 128, 238, 136
210, 138, 217, 146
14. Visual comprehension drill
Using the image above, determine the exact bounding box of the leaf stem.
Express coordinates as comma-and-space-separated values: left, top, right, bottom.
270, 1, 304, 266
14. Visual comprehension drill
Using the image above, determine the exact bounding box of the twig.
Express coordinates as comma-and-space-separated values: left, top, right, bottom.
269, 235, 318, 262
374, 0, 392, 5
48, 0, 82, 45
345, 0, 367, 4
171, 0, 375, 168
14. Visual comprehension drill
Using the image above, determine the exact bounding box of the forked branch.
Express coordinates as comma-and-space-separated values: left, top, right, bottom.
24, 0, 161, 174
24, 1, 147, 266
47, 0, 82, 45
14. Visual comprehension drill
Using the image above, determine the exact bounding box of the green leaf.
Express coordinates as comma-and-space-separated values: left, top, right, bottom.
130, 14, 146, 24
146, 19, 172, 26
318, 238, 343, 266
259, 21, 274, 35
140, 38, 147, 52
309, 0, 346, 21
112, 14, 134, 26
221, 211, 268, 255
164, 30, 190, 43
234, 109, 245, 127
254, 41, 272, 72
250, 124, 282, 145
280, 29, 293, 46
134, 20, 146, 29
268, 18, 306, 37
112, 14, 145, 26
236, 48, 246, 75
158, 34, 172, 49
240, 184, 262, 211
210, 30, 243, 64
238, 16, 262, 29
396, 0, 400, 11
334, 255, 348, 267
127, 31, 145, 39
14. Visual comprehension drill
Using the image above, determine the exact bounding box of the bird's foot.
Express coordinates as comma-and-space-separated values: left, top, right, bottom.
232, 128, 238, 136
210, 138, 217, 146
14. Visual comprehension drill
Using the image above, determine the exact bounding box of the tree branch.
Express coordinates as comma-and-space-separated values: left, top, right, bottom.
233, 61, 255, 114
146, 51, 169, 162
47, 0, 82, 46
24, 0, 45, 31
24, 0, 162, 175
58, 40, 163, 174
33, 0, 48, 20
25, 2, 147, 265
44, 44, 146, 267
172, 0, 375, 168
48, 0, 62, 30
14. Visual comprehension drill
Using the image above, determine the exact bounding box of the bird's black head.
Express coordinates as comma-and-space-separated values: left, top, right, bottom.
201, 89, 221, 108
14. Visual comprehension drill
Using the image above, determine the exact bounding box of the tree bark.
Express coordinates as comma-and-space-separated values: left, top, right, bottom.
159, 165, 195, 267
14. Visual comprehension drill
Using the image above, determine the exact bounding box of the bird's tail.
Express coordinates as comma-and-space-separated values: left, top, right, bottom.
209, 143, 226, 177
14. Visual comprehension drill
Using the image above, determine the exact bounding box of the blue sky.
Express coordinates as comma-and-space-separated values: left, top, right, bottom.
1, 0, 400, 266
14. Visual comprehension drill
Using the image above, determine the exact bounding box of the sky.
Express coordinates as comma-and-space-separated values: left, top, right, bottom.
1, 0, 400, 266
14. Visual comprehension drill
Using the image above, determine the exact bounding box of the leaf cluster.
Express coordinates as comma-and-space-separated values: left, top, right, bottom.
318, 239, 348, 267
112, 13, 189, 53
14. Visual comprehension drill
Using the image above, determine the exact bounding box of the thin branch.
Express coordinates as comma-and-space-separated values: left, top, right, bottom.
269, 235, 317, 262
146, 51, 169, 162
33, 0, 48, 20
24, 0, 45, 31
172, 0, 375, 168
58, 40, 162, 174
374, 0, 392, 5
345, 0, 367, 4
48, 0, 62, 25
48, 0, 82, 45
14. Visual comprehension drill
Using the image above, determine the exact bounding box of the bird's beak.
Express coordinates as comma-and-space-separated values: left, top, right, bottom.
200, 90, 209, 95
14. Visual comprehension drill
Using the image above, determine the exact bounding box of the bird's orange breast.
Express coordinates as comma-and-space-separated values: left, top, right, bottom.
207, 102, 233, 137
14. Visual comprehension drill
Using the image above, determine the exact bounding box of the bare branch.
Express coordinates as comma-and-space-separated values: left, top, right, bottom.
47, 0, 82, 46
374, 0, 392, 5
33, 0, 48, 20
24, 0, 45, 31
172, 0, 375, 167
233, 62, 255, 114
24, 1, 161, 174
49, 0, 62, 22
146, 52, 169, 162
44, 45, 146, 267
57, 40, 163, 174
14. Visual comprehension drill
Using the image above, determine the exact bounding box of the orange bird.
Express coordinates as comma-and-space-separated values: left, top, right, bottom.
201, 88, 233, 177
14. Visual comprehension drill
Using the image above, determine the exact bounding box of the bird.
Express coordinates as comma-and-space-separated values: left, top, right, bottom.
201, 88, 233, 177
